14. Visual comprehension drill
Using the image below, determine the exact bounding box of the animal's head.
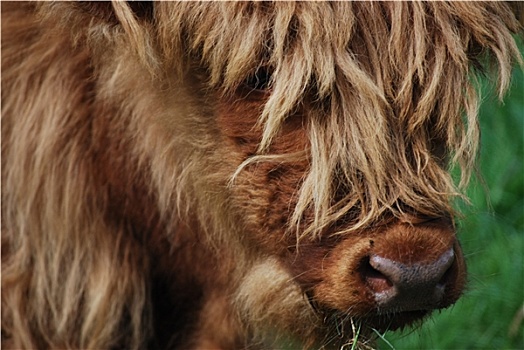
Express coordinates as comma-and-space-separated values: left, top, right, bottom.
154, 1, 520, 339
45, 1, 521, 347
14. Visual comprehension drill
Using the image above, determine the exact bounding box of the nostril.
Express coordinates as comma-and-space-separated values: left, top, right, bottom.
359, 257, 394, 294
437, 258, 455, 288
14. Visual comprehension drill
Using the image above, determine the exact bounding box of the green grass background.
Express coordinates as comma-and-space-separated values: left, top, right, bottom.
378, 58, 524, 348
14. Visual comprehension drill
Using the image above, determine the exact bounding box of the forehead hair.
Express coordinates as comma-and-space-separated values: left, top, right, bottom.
149, 2, 520, 238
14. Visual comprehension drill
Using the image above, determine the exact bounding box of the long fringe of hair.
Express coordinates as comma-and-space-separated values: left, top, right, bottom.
155, 2, 521, 239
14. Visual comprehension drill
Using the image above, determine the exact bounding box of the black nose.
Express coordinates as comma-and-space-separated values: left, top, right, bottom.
361, 248, 455, 312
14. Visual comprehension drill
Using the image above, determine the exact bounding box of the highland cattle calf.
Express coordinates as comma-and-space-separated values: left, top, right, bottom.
1, 2, 522, 349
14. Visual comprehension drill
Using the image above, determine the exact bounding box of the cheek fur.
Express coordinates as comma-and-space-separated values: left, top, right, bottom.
215, 95, 310, 253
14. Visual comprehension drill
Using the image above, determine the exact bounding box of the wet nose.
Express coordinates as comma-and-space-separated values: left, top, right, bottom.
361, 248, 455, 311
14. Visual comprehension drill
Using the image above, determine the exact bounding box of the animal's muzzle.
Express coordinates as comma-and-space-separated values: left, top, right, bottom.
361, 248, 455, 312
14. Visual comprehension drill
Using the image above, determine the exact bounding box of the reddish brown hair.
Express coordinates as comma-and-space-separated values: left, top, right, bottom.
2, 2, 521, 349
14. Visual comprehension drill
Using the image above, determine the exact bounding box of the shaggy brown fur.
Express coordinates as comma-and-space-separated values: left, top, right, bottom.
1, 2, 521, 349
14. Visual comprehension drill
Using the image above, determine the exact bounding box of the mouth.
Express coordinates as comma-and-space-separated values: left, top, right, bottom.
308, 292, 433, 337
362, 309, 431, 333
313, 308, 432, 348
